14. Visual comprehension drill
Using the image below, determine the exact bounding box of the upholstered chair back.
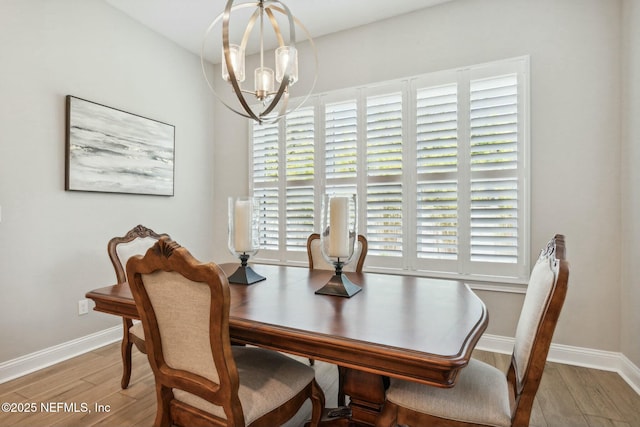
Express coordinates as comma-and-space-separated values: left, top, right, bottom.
126, 238, 242, 424
508, 235, 569, 425
115, 238, 161, 277
126, 237, 325, 427
513, 254, 556, 385
107, 224, 169, 390
141, 270, 220, 383
108, 225, 169, 283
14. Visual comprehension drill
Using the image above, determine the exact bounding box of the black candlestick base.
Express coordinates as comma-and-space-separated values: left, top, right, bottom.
228, 265, 266, 285
315, 268, 362, 298
228, 253, 266, 285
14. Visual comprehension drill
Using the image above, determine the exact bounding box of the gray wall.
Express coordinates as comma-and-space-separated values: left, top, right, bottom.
622, 0, 640, 368
0, 0, 216, 362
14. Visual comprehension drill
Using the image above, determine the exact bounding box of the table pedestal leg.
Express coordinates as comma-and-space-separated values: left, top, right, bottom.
343, 368, 387, 426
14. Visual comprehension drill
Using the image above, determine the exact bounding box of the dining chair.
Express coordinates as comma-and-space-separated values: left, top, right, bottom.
126, 237, 325, 427
107, 224, 169, 389
376, 234, 570, 427
307, 232, 368, 406
307, 232, 368, 273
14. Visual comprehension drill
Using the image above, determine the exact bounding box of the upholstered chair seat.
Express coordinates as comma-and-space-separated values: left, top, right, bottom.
173, 347, 316, 425
385, 358, 511, 427
128, 322, 144, 341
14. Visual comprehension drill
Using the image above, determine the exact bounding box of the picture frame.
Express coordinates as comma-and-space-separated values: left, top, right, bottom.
65, 95, 175, 196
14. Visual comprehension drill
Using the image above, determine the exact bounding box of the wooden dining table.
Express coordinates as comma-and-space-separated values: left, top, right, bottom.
86, 263, 488, 426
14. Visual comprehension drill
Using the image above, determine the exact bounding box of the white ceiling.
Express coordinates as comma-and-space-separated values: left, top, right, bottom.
104, 0, 451, 63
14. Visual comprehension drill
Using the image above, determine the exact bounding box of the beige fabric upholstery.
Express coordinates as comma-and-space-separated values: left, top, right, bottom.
128, 322, 144, 340
512, 255, 556, 385
309, 237, 363, 272
385, 359, 511, 427
142, 270, 219, 384
173, 347, 315, 425
115, 237, 160, 273
120, 241, 156, 347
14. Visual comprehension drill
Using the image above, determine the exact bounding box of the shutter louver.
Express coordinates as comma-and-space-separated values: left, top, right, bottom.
367, 92, 403, 257
285, 107, 315, 251
470, 178, 518, 262
326, 101, 357, 182
416, 85, 458, 174
286, 186, 315, 250
367, 183, 403, 256
417, 180, 458, 260
470, 74, 519, 263
254, 187, 279, 251
252, 121, 280, 250
415, 84, 458, 260
367, 93, 403, 176
470, 75, 518, 171
252, 122, 279, 184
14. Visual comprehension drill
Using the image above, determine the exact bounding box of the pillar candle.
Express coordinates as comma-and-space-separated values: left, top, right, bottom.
234, 199, 253, 253
329, 196, 350, 258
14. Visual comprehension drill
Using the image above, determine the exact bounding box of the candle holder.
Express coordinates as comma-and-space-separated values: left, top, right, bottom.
228, 196, 265, 285
315, 194, 362, 298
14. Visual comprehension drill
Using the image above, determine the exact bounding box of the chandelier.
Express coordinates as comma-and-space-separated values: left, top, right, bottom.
201, 0, 317, 124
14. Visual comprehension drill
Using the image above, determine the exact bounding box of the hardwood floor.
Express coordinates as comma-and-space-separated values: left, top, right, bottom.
0, 343, 638, 426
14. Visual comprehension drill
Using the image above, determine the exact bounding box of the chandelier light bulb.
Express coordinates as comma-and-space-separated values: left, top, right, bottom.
255, 67, 275, 100
275, 46, 298, 85
221, 44, 245, 83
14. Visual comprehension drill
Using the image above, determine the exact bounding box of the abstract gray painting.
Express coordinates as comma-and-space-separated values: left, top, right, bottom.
65, 96, 175, 196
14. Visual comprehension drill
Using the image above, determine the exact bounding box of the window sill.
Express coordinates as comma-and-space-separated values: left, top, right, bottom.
253, 259, 528, 294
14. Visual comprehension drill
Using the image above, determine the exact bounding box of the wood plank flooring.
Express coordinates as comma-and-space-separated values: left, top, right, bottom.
0, 343, 638, 426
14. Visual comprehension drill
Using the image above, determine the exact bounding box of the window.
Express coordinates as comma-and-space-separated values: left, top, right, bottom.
250, 57, 529, 282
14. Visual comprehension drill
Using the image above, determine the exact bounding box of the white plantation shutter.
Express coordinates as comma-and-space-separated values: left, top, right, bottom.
250, 57, 529, 282
469, 74, 519, 264
367, 93, 403, 176
254, 187, 279, 251
252, 121, 279, 184
285, 107, 315, 251
252, 121, 279, 251
325, 101, 358, 183
325, 100, 358, 213
285, 186, 315, 250
366, 92, 403, 257
415, 84, 459, 261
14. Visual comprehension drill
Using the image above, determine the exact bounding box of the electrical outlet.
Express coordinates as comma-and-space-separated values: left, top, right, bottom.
78, 299, 89, 316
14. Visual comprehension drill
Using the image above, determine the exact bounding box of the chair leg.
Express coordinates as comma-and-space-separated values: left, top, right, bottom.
154, 383, 173, 427
337, 366, 346, 406
120, 318, 133, 389
309, 379, 326, 427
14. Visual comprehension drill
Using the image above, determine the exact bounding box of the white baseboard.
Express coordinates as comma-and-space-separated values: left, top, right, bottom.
618, 354, 640, 396
0, 326, 121, 384
1, 328, 639, 397
478, 334, 640, 395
